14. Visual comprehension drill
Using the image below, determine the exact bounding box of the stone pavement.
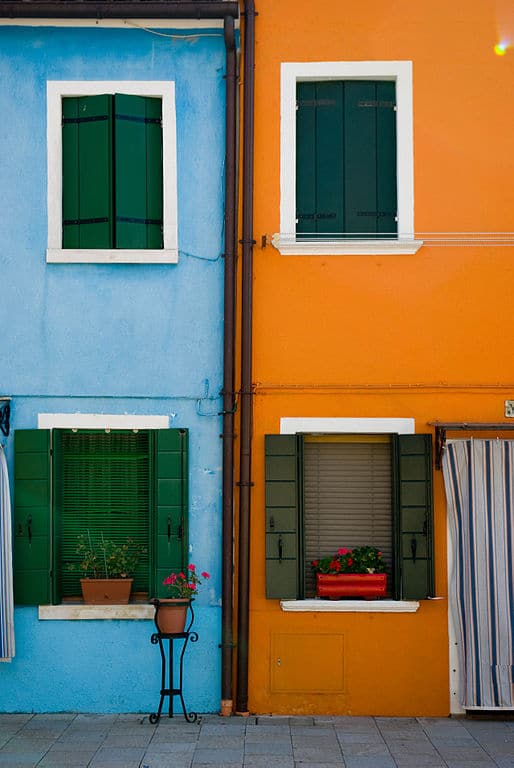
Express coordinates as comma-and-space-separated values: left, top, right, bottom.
0, 712, 513, 768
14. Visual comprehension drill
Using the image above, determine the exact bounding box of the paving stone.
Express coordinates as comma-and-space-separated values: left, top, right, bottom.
341, 742, 392, 757
243, 758, 295, 768
192, 747, 244, 763
292, 747, 344, 763
245, 740, 293, 755
88, 745, 146, 767
343, 757, 396, 768
37, 748, 99, 767
146, 740, 196, 753
141, 755, 193, 768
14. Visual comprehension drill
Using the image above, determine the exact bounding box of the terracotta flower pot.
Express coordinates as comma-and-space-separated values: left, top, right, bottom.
152, 598, 191, 634
316, 573, 387, 600
80, 578, 133, 604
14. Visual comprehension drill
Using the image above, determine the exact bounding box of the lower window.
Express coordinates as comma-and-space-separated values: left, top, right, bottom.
265, 432, 434, 600
14, 428, 188, 605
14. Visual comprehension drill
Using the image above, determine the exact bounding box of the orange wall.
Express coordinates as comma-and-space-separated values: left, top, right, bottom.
246, 0, 514, 715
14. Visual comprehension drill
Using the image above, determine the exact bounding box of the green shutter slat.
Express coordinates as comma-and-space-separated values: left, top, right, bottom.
376, 81, 397, 237
265, 435, 300, 599
114, 94, 163, 249
314, 81, 344, 236
393, 434, 434, 600
62, 95, 113, 249
55, 430, 151, 597
14, 430, 52, 605
296, 82, 317, 238
344, 81, 378, 237
153, 429, 188, 598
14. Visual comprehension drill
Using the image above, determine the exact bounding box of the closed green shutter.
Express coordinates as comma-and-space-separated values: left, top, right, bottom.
296, 80, 397, 238
14, 430, 52, 605
114, 94, 163, 249
62, 95, 113, 248
265, 435, 301, 599
393, 434, 434, 599
153, 429, 188, 598
54, 430, 151, 598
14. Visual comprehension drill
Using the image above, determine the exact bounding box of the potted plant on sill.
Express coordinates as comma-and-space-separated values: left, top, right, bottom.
152, 564, 210, 634
73, 532, 146, 605
311, 546, 387, 600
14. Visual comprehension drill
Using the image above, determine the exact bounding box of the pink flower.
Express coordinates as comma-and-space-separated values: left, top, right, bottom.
337, 547, 352, 555
201, 571, 210, 579
188, 563, 196, 571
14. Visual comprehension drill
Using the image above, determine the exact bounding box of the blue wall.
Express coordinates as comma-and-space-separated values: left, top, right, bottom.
0, 24, 227, 713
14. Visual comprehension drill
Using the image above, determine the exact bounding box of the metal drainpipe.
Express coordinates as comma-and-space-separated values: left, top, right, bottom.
236, 0, 256, 717
220, 13, 238, 718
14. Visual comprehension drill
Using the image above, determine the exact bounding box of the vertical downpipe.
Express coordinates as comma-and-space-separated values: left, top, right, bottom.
236, 0, 256, 717
221, 14, 238, 718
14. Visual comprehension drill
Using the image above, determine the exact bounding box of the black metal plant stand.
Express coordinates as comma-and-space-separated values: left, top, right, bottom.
149, 599, 199, 724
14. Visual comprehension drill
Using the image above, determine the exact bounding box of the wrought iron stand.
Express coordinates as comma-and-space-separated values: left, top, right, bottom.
149, 600, 199, 724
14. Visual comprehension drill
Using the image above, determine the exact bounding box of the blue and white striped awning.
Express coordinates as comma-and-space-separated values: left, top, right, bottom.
0, 445, 14, 660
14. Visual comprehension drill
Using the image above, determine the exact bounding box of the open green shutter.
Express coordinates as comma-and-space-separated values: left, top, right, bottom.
14, 430, 52, 604
114, 94, 163, 249
153, 429, 188, 598
393, 434, 434, 599
265, 435, 301, 599
62, 95, 113, 248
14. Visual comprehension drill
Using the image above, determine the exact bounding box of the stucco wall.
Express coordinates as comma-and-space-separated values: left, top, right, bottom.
0, 24, 227, 713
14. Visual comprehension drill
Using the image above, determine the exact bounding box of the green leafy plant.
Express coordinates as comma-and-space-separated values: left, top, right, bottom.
311, 546, 386, 575
74, 532, 146, 579
162, 563, 210, 599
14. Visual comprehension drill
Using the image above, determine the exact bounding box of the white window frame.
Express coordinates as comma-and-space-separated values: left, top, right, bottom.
46, 81, 178, 264
273, 61, 423, 256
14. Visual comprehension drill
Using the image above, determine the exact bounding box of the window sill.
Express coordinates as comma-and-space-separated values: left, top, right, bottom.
46, 249, 178, 264
271, 235, 423, 256
38, 604, 155, 620
280, 599, 420, 613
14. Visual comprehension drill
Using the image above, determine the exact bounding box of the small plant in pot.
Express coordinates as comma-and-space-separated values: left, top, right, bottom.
74, 532, 147, 605
153, 564, 210, 634
311, 546, 387, 599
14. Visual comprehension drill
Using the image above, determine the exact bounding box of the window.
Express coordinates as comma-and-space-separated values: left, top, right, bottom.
265, 433, 433, 600
47, 81, 178, 264
13, 428, 188, 605
273, 61, 423, 256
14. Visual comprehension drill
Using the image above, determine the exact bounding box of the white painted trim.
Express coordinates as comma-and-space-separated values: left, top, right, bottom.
37, 413, 169, 430
46, 248, 178, 264
280, 417, 415, 435
277, 60, 416, 255
39, 604, 154, 620
280, 599, 419, 613
0, 19, 225, 29
47, 80, 177, 264
272, 236, 423, 257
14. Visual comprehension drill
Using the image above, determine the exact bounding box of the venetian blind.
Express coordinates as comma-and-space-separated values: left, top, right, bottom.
303, 440, 392, 596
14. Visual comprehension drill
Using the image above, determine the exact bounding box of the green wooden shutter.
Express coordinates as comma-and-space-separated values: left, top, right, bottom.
296, 80, 397, 238
344, 81, 397, 238
393, 434, 434, 599
54, 430, 151, 598
62, 95, 113, 248
114, 94, 163, 249
153, 429, 188, 598
296, 81, 344, 238
14, 430, 52, 605
265, 435, 301, 599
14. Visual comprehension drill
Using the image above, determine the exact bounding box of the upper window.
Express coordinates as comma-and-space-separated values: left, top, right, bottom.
273, 61, 422, 256
47, 81, 178, 264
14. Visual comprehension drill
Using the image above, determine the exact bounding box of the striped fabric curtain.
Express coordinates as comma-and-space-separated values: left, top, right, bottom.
443, 439, 514, 708
0, 445, 15, 660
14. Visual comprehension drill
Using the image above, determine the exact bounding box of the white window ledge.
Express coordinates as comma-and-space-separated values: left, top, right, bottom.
280, 599, 420, 613
39, 604, 155, 620
272, 235, 423, 256
46, 249, 178, 265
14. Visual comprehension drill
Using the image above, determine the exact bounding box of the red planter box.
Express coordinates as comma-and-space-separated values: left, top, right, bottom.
316, 573, 387, 600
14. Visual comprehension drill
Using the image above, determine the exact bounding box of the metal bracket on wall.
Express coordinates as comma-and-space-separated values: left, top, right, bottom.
0, 400, 10, 437
429, 421, 514, 470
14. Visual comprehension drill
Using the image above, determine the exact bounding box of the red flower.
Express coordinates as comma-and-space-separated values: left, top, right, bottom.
188, 563, 196, 571
337, 547, 352, 556
201, 571, 210, 579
